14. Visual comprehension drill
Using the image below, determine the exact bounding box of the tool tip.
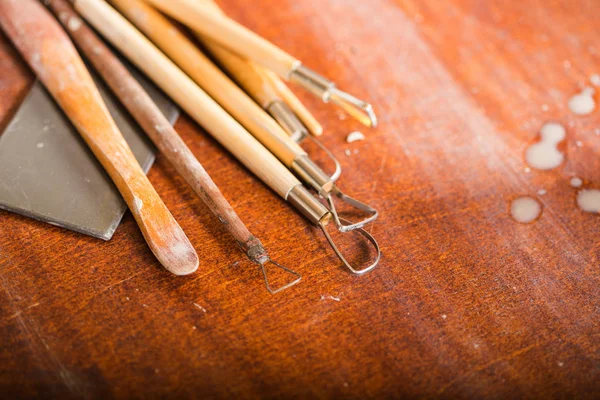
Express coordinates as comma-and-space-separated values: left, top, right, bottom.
324, 186, 379, 232
329, 88, 378, 128
258, 257, 302, 294
319, 218, 381, 275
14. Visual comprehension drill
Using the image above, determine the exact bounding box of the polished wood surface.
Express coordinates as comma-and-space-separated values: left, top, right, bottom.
1, 0, 599, 398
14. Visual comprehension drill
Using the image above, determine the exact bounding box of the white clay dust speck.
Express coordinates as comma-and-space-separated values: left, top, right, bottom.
570, 177, 583, 188
525, 122, 566, 170
36, 142, 44, 149
577, 189, 600, 213
67, 17, 82, 32
510, 196, 542, 223
568, 87, 596, 115
590, 74, 600, 86
346, 131, 365, 143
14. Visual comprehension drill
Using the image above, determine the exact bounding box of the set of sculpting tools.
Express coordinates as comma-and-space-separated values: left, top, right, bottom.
0, 0, 381, 293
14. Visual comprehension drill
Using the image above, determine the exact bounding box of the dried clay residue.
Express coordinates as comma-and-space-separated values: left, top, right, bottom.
525, 122, 566, 171
577, 189, 600, 213
510, 196, 542, 223
568, 87, 596, 115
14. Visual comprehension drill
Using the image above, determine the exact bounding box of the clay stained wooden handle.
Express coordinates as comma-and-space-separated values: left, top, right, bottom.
0, 0, 198, 276
46, 0, 264, 261
72, 0, 301, 199
109, 0, 305, 167
196, 0, 323, 137
143, 0, 299, 78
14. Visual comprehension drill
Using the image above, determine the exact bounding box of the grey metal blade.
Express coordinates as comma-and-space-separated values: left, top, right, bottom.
0, 64, 179, 240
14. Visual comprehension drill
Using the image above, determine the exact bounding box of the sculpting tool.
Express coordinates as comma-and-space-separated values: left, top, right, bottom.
47, 0, 300, 294
142, 0, 377, 128
0, 0, 198, 276
196, 0, 323, 139
0, 66, 177, 241
71, 0, 380, 274
109, 0, 377, 232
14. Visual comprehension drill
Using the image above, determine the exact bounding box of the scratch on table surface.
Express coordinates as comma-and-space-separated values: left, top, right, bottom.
1, 274, 83, 395
436, 343, 539, 396
96, 271, 144, 295
9, 301, 40, 319
370, 152, 389, 193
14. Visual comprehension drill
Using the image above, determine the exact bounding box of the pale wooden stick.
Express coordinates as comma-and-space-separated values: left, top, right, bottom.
141, 0, 376, 127
0, 0, 198, 275
71, 0, 301, 200
197, 0, 323, 137
108, 0, 305, 167
143, 0, 297, 78
47, 0, 269, 264
264, 69, 324, 137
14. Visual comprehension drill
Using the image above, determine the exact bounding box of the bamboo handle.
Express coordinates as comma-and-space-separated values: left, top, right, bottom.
46, 0, 266, 262
109, 0, 304, 167
72, 0, 301, 199
264, 69, 324, 137
142, 0, 299, 78
203, 39, 282, 109
197, 0, 323, 137
0, 0, 198, 275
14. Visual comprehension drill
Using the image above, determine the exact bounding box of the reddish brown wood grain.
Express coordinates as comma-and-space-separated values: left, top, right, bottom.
0, 0, 599, 398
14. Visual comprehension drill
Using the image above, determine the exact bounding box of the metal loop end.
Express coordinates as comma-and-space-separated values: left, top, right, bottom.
258, 257, 302, 294
324, 187, 378, 232
305, 135, 342, 182
289, 65, 377, 128
319, 219, 381, 275
328, 88, 378, 128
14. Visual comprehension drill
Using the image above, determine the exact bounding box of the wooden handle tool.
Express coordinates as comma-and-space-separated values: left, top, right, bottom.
47, 0, 300, 293
0, 0, 198, 276
109, 0, 376, 232
197, 0, 323, 138
108, 0, 303, 168
71, 0, 381, 275
141, 0, 377, 128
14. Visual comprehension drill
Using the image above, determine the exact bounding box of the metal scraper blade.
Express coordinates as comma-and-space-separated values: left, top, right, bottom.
0, 64, 179, 240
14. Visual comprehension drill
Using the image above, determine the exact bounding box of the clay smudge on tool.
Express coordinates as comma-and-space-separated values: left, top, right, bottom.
577, 189, 600, 213
510, 196, 542, 223
346, 131, 365, 143
568, 87, 596, 115
525, 122, 566, 170
570, 177, 583, 188
67, 16, 82, 32
133, 196, 143, 213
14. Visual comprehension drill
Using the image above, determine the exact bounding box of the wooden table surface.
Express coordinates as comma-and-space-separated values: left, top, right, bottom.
1, 0, 599, 398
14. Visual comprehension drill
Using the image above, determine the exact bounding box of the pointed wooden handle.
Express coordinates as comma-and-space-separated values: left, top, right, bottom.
109, 0, 304, 167
72, 0, 301, 199
0, 0, 198, 275
47, 0, 268, 263
142, 0, 299, 78
196, 0, 323, 137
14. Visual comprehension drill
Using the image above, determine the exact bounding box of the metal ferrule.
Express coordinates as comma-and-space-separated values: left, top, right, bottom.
287, 185, 329, 225
291, 155, 334, 195
289, 65, 334, 102
267, 101, 308, 143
